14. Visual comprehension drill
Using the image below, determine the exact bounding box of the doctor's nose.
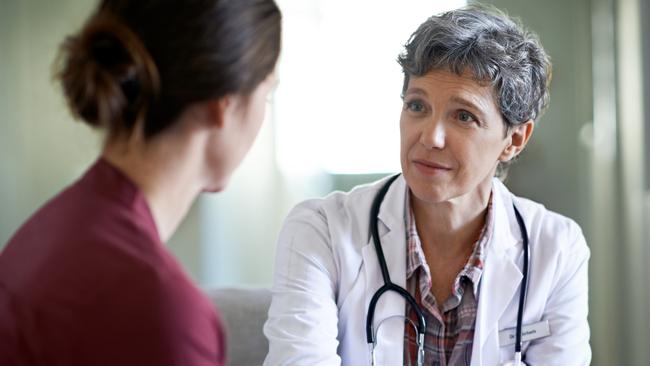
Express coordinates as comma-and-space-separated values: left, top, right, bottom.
419, 118, 446, 150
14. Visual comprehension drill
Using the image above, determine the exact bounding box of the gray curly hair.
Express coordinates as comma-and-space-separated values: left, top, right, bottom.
397, 4, 552, 130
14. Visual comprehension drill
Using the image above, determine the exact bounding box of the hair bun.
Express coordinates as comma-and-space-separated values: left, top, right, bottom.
58, 14, 159, 133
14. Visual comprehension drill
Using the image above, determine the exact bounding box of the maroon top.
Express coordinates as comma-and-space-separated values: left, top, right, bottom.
0, 159, 226, 366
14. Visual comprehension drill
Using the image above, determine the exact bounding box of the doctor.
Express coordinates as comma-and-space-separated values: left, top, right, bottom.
264, 5, 590, 366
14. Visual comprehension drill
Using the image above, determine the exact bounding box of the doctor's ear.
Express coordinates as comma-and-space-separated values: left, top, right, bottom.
500, 120, 534, 162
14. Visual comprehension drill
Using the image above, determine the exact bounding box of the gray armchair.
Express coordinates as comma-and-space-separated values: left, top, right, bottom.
207, 287, 272, 366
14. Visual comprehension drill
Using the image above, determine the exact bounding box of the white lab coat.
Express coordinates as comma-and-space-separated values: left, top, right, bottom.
263, 176, 590, 365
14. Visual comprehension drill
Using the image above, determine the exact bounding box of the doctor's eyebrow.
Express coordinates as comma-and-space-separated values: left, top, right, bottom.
401, 87, 428, 99
449, 95, 489, 116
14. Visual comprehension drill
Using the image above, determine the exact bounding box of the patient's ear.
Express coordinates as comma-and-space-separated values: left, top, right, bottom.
204, 96, 232, 129
500, 120, 534, 162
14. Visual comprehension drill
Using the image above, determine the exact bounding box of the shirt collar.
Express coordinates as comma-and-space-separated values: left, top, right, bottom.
404, 188, 494, 297
80, 158, 160, 242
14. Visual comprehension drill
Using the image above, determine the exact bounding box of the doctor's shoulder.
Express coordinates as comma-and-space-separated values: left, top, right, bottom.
277, 178, 389, 255
512, 193, 591, 267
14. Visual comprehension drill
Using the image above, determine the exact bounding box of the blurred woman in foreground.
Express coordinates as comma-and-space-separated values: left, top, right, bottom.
0, 1, 281, 365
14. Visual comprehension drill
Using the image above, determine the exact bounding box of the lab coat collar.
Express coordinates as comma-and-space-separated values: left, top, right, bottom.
375, 174, 408, 235
489, 178, 524, 254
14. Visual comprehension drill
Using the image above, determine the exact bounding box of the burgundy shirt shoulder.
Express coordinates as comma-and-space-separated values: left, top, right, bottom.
0, 159, 225, 366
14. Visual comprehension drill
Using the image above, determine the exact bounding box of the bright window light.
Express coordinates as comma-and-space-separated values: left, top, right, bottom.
274, 0, 466, 176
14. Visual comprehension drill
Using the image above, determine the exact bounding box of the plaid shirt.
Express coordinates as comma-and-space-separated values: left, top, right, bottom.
404, 191, 494, 366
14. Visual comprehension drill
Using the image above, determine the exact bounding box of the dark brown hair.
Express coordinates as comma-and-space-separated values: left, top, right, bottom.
58, 0, 282, 139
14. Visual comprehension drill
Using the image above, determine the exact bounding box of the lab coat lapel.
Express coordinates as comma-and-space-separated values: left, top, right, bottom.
472, 179, 524, 365
361, 176, 408, 366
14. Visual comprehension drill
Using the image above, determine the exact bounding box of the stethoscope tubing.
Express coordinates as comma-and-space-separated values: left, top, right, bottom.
365, 174, 426, 345
513, 205, 529, 355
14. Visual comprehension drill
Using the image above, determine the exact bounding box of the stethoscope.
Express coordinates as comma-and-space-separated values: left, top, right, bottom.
365, 174, 530, 366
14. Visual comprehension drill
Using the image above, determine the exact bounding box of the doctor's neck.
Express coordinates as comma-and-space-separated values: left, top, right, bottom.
411, 178, 492, 258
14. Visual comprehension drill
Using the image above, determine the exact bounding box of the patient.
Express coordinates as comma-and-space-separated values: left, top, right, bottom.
0, 0, 280, 365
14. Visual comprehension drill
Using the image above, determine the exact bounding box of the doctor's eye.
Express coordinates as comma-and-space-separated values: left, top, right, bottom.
457, 110, 479, 124
404, 100, 426, 114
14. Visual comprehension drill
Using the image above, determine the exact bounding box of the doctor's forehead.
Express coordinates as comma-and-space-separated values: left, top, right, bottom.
404, 71, 498, 109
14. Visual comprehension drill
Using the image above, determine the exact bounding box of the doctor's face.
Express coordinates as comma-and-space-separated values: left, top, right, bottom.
400, 69, 512, 205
